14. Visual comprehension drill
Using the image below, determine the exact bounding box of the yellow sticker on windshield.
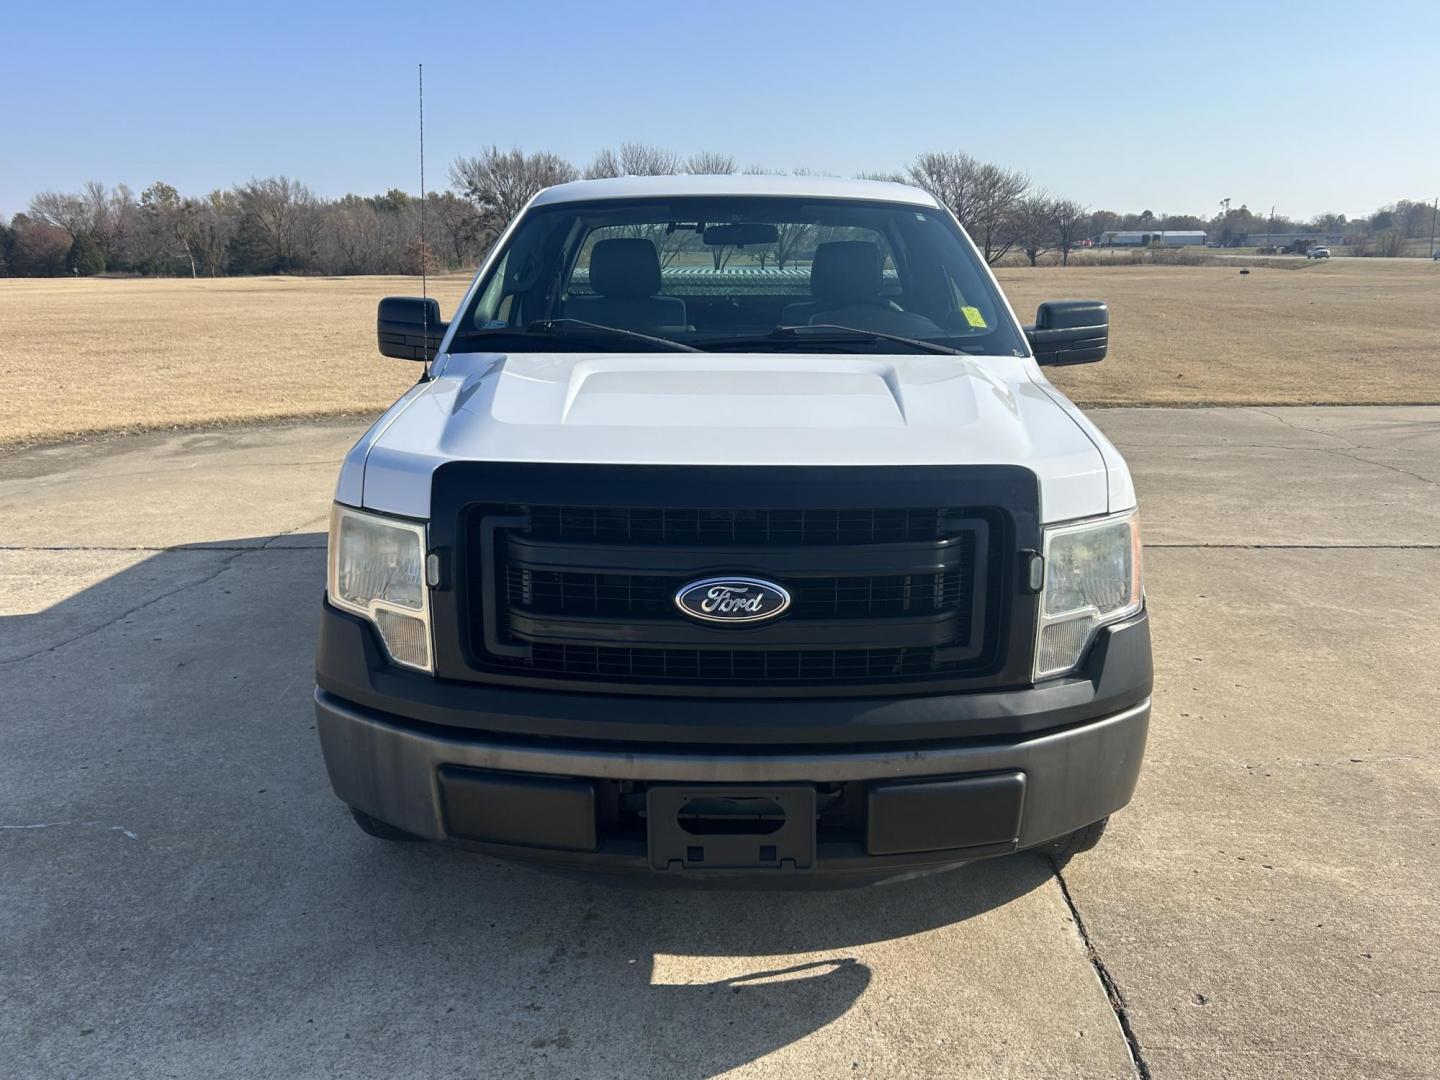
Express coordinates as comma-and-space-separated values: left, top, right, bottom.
961, 306, 987, 328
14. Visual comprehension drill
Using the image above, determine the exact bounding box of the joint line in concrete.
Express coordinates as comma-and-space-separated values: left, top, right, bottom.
1051, 858, 1152, 1080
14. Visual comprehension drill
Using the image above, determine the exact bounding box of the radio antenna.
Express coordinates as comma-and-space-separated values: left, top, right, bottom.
418, 63, 428, 357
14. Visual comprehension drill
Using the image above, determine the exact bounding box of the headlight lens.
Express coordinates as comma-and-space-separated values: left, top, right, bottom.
1035, 510, 1142, 680
327, 504, 433, 672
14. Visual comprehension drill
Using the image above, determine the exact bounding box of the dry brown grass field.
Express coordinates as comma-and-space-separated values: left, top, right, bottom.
1, 259, 1436, 448
997, 259, 1440, 406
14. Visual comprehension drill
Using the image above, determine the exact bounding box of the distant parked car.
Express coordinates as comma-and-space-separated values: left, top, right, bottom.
1308, 247, 1331, 259
1433, 250, 1439, 261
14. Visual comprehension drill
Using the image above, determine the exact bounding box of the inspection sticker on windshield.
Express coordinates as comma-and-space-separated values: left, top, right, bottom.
961, 306, 987, 328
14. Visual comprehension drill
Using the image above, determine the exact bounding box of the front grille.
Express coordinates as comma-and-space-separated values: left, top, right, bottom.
524, 506, 954, 546
527, 645, 964, 682
506, 563, 969, 620
464, 504, 998, 690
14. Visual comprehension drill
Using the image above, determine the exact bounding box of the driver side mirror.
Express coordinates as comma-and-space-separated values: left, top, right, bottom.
1025, 301, 1108, 365
378, 296, 448, 361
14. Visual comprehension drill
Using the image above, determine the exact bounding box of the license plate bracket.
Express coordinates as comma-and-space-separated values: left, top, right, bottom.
646, 785, 816, 872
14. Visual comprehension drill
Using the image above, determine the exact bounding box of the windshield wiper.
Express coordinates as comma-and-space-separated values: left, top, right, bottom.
528, 318, 702, 353
699, 325, 965, 356
449, 318, 700, 354
776, 325, 964, 356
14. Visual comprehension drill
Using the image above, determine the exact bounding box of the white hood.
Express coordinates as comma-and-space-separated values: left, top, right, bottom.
340, 351, 1130, 523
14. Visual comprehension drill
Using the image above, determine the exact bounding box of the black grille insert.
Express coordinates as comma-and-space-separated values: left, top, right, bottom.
506, 562, 969, 620
465, 504, 998, 689
525, 506, 954, 546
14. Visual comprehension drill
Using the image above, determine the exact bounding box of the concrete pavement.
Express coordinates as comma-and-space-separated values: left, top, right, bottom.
2, 407, 1436, 1079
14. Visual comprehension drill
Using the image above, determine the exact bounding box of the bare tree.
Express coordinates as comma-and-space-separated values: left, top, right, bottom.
191, 191, 238, 276
1386, 199, 1431, 239
138, 181, 199, 276
233, 176, 320, 271
322, 195, 382, 274
585, 142, 682, 178
771, 223, 813, 270
619, 142, 681, 175
908, 151, 1029, 263
105, 184, 139, 267
968, 161, 1029, 263
684, 151, 736, 175
583, 147, 623, 180
1011, 194, 1058, 266
1376, 229, 1406, 257
28, 190, 92, 238
7, 213, 72, 275
81, 181, 113, 255
451, 147, 577, 233
1051, 198, 1090, 265
431, 191, 486, 266
907, 152, 977, 225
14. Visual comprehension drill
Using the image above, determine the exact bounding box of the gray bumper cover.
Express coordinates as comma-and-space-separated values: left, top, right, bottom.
316, 689, 1150, 857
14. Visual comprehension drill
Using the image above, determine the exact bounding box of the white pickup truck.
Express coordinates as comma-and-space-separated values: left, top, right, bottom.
315, 175, 1150, 884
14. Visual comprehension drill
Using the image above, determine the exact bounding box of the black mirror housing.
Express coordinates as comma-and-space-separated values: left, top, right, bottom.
378, 296, 448, 361
1025, 300, 1108, 365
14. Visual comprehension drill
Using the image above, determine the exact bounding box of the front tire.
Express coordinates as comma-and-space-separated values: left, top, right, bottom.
348, 806, 421, 842
1042, 816, 1110, 864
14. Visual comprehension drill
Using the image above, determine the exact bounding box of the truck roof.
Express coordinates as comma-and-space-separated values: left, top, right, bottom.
530, 174, 941, 208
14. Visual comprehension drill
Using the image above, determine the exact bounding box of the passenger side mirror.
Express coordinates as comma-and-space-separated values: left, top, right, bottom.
377, 296, 448, 361
1025, 301, 1108, 366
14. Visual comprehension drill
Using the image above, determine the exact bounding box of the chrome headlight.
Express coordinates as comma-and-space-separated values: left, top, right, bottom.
1034, 510, 1142, 680
327, 504, 433, 672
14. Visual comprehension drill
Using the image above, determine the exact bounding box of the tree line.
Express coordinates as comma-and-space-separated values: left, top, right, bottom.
1, 143, 1433, 277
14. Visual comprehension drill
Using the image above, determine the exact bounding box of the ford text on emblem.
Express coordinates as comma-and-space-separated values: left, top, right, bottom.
675, 577, 791, 624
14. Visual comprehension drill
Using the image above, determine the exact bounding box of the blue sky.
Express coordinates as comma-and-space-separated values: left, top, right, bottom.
4, 0, 1436, 220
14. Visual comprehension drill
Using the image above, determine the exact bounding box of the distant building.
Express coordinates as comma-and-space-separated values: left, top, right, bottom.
1099, 230, 1208, 247
1236, 231, 1345, 250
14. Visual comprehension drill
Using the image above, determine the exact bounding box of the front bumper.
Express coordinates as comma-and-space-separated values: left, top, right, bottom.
315, 689, 1150, 883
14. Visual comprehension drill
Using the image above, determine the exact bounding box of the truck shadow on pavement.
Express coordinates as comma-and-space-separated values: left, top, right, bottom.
4, 534, 1058, 1078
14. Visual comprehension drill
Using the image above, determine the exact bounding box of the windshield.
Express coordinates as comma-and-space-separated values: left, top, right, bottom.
450, 196, 1027, 356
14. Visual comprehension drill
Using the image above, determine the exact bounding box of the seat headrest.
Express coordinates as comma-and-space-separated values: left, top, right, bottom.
810, 241, 883, 304
588, 238, 662, 298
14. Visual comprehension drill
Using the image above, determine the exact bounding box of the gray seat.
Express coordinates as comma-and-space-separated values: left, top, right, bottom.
781, 240, 942, 337
566, 239, 687, 330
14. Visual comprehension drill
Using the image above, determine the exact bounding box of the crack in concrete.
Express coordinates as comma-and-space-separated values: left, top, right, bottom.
0, 548, 251, 666
1248, 409, 1437, 487
1051, 859, 1152, 1080
1322, 450, 1437, 488
1251, 408, 1360, 447
0, 820, 138, 839
1112, 439, 1436, 490
0, 456, 344, 494
260, 517, 329, 549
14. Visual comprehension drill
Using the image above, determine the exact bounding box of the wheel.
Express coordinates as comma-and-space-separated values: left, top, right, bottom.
348, 806, 421, 842
1041, 816, 1110, 864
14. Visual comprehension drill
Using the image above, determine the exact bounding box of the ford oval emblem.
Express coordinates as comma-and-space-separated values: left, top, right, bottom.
675, 576, 791, 624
